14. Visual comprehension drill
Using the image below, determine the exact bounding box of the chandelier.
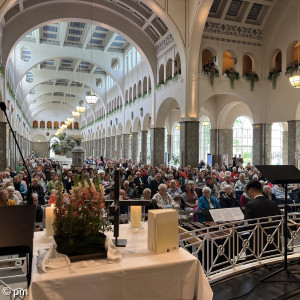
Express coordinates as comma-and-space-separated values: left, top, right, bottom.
72, 111, 80, 117
76, 105, 85, 113
67, 117, 74, 124
86, 91, 98, 104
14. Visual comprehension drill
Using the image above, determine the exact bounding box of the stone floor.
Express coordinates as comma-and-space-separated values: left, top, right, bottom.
211, 261, 300, 300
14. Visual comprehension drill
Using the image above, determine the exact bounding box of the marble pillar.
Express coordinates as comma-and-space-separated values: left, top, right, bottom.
283, 131, 288, 165
141, 131, 147, 163
151, 128, 164, 166
105, 137, 111, 159
167, 134, 171, 162
0, 122, 6, 170
252, 124, 272, 165
101, 138, 105, 157
288, 120, 300, 166
111, 136, 116, 159
116, 135, 122, 159
179, 121, 199, 168
122, 134, 129, 159
131, 132, 138, 162
210, 129, 233, 166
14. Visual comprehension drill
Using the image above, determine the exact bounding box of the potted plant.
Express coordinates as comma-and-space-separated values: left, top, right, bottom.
203, 65, 220, 86
225, 68, 240, 88
268, 69, 281, 89
243, 71, 259, 91
53, 173, 111, 258
50, 134, 74, 155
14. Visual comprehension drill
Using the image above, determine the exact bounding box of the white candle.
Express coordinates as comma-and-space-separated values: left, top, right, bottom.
130, 206, 142, 230
46, 204, 55, 237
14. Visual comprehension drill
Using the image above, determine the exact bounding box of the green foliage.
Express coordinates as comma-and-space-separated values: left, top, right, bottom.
50, 134, 75, 155
268, 69, 281, 89
203, 65, 220, 86
243, 71, 259, 91
225, 68, 240, 88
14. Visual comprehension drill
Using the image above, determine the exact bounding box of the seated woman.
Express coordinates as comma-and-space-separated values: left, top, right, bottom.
152, 184, 177, 209
101, 173, 113, 190
219, 185, 239, 208
235, 173, 247, 191
167, 180, 183, 198
263, 185, 277, 202
197, 187, 220, 222
181, 183, 198, 221
239, 185, 252, 207
6, 185, 22, 205
0, 189, 16, 206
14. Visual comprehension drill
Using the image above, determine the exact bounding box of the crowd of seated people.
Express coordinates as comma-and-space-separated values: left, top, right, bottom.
1, 155, 300, 225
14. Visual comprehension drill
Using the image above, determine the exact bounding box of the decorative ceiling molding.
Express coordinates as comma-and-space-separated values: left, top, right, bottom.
156, 34, 174, 53
202, 35, 262, 47
204, 21, 262, 44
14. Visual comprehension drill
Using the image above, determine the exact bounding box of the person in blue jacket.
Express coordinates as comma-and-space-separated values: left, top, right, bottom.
198, 186, 220, 222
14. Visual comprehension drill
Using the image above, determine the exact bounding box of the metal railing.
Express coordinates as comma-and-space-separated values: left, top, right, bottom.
179, 212, 300, 281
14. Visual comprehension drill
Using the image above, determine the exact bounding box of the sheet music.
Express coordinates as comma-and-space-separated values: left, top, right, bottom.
209, 207, 244, 222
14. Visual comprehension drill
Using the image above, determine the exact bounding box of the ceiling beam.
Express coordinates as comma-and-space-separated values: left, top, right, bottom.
58, 22, 69, 48
103, 32, 118, 52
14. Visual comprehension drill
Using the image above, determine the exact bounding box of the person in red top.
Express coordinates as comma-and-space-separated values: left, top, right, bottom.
231, 167, 239, 183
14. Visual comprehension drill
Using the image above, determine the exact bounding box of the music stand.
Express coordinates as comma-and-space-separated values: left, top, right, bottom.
256, 165, 300, 286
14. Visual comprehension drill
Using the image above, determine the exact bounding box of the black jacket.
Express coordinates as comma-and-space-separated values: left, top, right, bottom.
244, 195, 281, 220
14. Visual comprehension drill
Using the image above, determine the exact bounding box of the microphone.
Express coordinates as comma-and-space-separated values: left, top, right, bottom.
0, 101, 33, 204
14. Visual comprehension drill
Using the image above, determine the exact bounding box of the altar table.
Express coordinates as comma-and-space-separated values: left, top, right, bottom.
27, 224, 213, 300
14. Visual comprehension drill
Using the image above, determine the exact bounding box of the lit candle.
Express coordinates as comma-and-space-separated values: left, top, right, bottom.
46, 204, 55, 237
130, 206, 142, 230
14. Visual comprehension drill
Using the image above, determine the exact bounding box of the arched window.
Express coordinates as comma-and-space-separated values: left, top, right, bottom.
74, 122, 79, 129
199, 116, 211, 162
147, 130, 151, 164
175, 52, 181, 74
271, 123, 283, 165
172, 122, 180, 161
47, 121, 52, 129
166, 58, 172, 79
40, 121, 45, 128
233, 116, 253, 165
159, 64, 164, 83
33, 120, 38, 128
243, 54, 253, 75
54, 121, 59, 129
143, 76, 147, 94
202, 49, 214, 71
222, 51, 234, 74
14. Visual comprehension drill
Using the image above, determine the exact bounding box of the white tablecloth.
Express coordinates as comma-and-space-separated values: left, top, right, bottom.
27, 224, 213, 300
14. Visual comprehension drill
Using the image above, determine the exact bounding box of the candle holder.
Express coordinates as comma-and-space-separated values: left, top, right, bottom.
42, 204, 55, 237
129, 204, 145, 231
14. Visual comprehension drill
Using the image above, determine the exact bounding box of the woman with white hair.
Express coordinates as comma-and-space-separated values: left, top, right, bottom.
235, 173, 247, 191
197, 187, 220, 222
6, 186, 22, 205
219, 185, 239, 208
152, 184, 177, 209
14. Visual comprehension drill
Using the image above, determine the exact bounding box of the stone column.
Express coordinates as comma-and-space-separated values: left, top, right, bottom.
131, 132, 138, 162
98, 139, 101, 157
111, 136, 116, 159
252, 124, 272, 165
0, 122, 6, 170
141, 130, 147, 164
101, 138, 105, 157
283, 131, 288, 165
9, 130, 13, 167
288, 120, 300, 166
105, 137, 111, 158
167, 134, 171, 162
122, 134, 129, 159
116, 135, 122, 159
210, 129, 233, 166
151, 128, 164, 166
180, 121, 199, 168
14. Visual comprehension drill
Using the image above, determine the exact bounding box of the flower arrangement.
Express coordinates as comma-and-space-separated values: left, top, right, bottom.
73, 134, 83, 146
53, 174, 111, 256
203, 65, 219, 86
225, 68, 240, 88
268, 69, 281, 89
243, 71, 259, 91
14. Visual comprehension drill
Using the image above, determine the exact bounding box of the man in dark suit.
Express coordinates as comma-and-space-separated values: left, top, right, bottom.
244, 180, 281, 257
244, 180, 281, 219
